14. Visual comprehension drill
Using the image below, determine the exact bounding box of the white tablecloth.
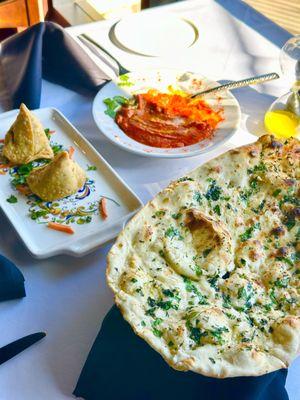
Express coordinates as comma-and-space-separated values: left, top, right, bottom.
0, 1, 299, 399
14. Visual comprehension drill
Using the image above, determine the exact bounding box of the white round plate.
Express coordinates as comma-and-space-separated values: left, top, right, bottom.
114, 13, 198, 56
92, 69, 241, 159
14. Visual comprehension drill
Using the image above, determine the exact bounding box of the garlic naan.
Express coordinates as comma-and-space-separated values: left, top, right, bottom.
107, 135, 300, 378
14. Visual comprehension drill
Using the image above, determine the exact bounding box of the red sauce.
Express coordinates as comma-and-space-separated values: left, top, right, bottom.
116, 90, 223, 148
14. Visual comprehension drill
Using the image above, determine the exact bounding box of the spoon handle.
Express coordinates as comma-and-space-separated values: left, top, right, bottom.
79, 34, 129, 75
192, 72, 280, 98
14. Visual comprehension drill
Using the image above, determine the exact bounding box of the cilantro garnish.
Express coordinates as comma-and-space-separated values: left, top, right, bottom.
203, 248, 212, 258
205, 180, 221, 201
269, 288, 277, 305
275, 256, 294, 267
239, 223, 260, 242
6, 195, 17, 204
208, 274, 219, 289
177, 176, 194, 182
29, 209, 49, 220
237, 283, 255, 309
103, 95, 128, 118
156, 300, 179, 311
273, 189, 281, 197
162, 289, 175, 297
247, 162, 267, 174
171, 213, 182, 220
77, 216, 92, 224
283, 213, 296, 231
210, 326, 229, 344
165, 226, 183, 240
274, 278, 289, 288
146, 292, 180, 317
193, 264, 202, 277
189, 326, 207, 345
250, 177, 259, 189
240, 189, 253, 203
118, 74, 134, 87
51, 143, 63, 155
152, 327, 163, 338
279, 194, 300, 209
44, 128, 51, 139
213, 204, 221, 216
183, 277, 208, 305
87, 165, 97, 171
152, 318, 162, 326
193, 191, 202, 203
155, 210, 166, 218
10, 162, 35, 187
222, 294, 231, 309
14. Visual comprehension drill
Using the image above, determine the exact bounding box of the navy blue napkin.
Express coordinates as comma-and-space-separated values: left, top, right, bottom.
0, 22, 110, 110
74, 306, 288, 400
0, 254, 26, 302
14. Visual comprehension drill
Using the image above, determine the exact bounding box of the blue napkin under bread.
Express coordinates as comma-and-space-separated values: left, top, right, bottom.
74, 305, 288, 400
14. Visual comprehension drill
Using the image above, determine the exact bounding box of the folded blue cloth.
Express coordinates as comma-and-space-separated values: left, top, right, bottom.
0, 22, 109, 110
0, 254, 26, 302
74, 306, 288, 400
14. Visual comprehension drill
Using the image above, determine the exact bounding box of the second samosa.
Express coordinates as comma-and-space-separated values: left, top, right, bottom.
27, 151, 86, 201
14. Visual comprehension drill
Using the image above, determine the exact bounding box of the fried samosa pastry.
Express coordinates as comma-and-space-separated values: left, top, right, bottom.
3, 103, 53, 165
27, 151, 86, 201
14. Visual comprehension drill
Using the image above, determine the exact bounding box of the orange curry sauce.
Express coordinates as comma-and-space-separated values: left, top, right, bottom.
116, 89, 224, 148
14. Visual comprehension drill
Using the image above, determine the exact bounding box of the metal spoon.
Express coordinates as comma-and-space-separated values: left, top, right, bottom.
78, 34, 279, 99
191, 72, 280, 98
78, 33, 130, 75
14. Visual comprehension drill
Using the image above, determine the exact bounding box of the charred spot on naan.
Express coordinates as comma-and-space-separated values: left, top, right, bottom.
163, 209, 233, 280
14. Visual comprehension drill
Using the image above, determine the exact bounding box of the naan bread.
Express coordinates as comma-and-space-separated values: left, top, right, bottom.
107, 135, 300, 378
27, 151, 86, 201
3, 103, 53, 164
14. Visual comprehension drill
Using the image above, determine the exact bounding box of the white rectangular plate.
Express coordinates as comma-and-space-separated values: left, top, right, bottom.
0, 107, 143, 258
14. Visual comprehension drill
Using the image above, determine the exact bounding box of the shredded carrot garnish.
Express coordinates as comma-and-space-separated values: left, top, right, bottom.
16, 185, 31, 196
0, 164, 10, 169
99, 198, 108, 219
69, 146, 75, 158
141, 89, 223, 127
47, 222, 74, 234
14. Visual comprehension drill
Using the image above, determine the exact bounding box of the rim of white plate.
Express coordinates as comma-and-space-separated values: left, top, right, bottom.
92, 69, 241, 159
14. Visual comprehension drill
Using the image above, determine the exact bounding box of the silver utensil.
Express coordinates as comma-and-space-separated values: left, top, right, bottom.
191, 72, 280, 98
78, 33, 130, 75
77, 35, 280, 100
